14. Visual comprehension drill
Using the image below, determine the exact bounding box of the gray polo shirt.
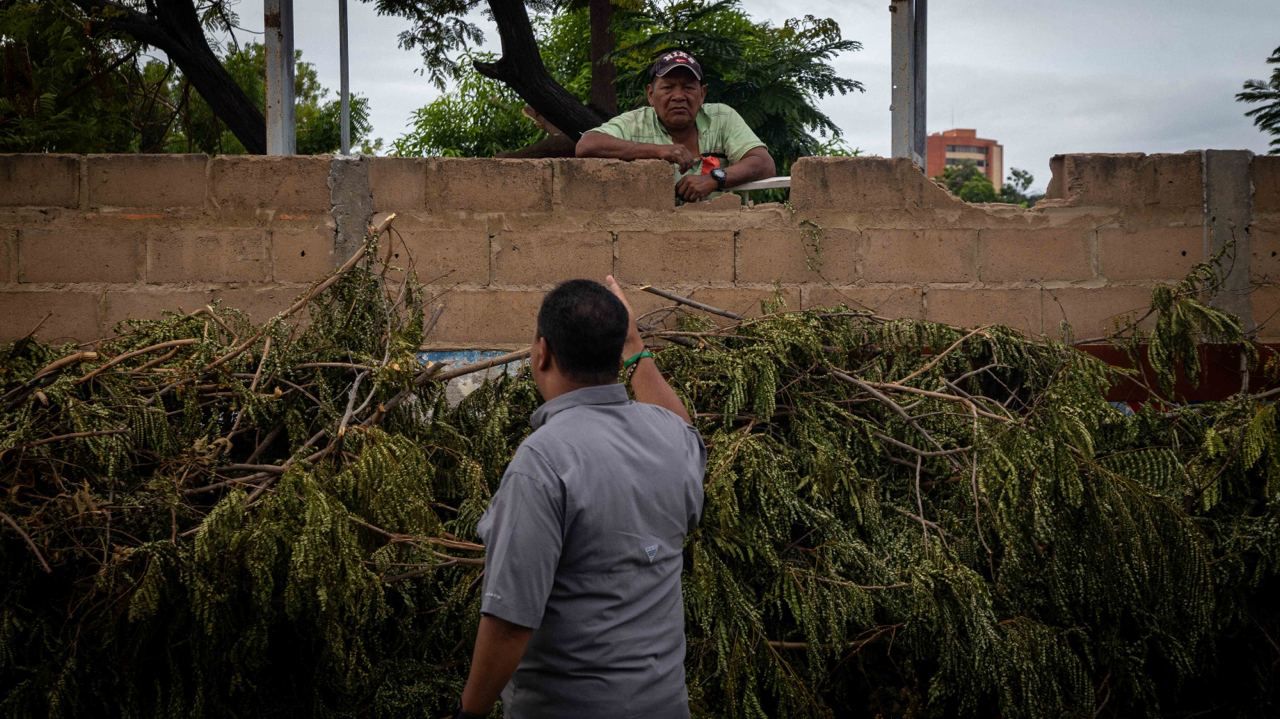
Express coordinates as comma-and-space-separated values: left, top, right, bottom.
476, 383, 707, 719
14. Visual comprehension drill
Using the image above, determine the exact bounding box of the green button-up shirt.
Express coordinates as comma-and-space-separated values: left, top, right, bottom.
587, 103, 766, 180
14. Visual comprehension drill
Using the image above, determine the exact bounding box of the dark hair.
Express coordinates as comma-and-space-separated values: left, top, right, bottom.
536, 279, 629, 385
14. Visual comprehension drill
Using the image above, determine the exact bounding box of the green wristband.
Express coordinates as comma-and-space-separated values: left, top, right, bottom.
623, 349, 654, 369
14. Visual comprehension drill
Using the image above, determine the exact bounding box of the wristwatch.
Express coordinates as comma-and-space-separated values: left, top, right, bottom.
710, 167, 727, 190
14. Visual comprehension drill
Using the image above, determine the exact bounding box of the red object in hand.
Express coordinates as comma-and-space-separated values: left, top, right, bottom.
700, 155, 721, 174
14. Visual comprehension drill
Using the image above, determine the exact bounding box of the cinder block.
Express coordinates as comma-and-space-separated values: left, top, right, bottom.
1251, 223, 1280, 283
424, 159, 552, 213
389, 225, 489, 285
1255, 155, 1280, 214
616, 231, 734, 283
272, 225, 335, 282
493, 231, 613, 286
678, 192, 743, 211
87, 155, 207, 209
0, 228, 15, 283
1055, 153, 1202, 209
148, 229, 270, 283
1098, 226, 1204, 281
862, 229, 977, 283
790, 157, 957, 211
0, 290, 101, 342
209, 156, 332, 214
979, 227, 1093, 282
1043, 287, 1155, 341
369, 157, 426, 212
0, 155, 80, 208
102, 289, 211, 331
210, 285, 306, 325
426, 289, 544, 346
737, 227, 857, 283
803, 286, 924, 319
19, 227, 141, 283
926, 288, 1042, 335
555, 159, 672, 211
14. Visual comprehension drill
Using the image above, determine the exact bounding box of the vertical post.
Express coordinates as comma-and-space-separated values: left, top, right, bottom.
913, 0, 927, 163
265, 0, 296, 155
339, 0, 351, 154
890, 0, 926, 166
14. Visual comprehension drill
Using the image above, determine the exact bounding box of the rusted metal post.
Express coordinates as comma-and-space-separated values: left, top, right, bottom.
265, 0, 296, 155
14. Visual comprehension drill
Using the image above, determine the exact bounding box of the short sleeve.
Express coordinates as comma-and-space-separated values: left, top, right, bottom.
685, 423, 708, 532
587, 113, 633, 141
475, 454, 565, 629
718, 106, 766, 163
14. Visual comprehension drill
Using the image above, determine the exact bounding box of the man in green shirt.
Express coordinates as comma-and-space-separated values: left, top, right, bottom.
575, 50, 777, 203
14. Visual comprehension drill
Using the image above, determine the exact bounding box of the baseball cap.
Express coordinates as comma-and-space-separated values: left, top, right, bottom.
650, 50, 704, 81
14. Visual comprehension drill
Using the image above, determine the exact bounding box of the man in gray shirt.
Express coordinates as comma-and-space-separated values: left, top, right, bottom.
456, 276, 707, 718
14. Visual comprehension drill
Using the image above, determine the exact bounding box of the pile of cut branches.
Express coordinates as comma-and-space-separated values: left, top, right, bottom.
1, 220, 1278, 718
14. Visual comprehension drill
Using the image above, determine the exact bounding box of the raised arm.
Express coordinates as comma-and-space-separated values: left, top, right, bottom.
576, 131, 696, 171
605, 275, 693, 424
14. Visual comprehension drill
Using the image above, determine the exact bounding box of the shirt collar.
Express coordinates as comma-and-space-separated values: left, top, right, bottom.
530, 383, 630, 430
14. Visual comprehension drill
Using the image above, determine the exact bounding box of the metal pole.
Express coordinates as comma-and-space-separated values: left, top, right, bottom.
265, 0, 296, 155
913, 0, 927, 163
890, 0, 925, 166
339, 0, 351, 155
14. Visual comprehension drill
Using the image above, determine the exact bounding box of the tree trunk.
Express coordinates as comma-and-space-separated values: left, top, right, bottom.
475, 0, 605, 141
588, 0, 617, 116
77, 0, 267, 154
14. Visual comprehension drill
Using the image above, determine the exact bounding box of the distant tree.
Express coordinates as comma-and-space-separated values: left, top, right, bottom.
1238, 45, 1280, 155
997, 167, 1043, 207
937, 161, 997, 203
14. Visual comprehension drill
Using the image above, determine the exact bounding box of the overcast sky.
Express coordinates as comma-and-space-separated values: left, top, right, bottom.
224, 1, 1278, 191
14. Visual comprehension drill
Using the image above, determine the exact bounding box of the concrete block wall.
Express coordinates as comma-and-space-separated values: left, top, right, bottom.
1, 151, 1275, 348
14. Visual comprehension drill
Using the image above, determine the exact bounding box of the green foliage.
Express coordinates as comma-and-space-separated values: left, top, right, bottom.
165, 42, 377, 155
393, 52, 542, 157
1, 230, 1278, 718
0, 1, 152, 152
998, 168, 1044, 207
1238, 45, 1280, 155
0, 1, 375, 155
936, 161, 998, 203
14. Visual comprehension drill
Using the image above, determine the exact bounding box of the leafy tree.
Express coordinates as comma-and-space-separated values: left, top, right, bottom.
937, 161, 997, 203
0, 1, 155, 152
64, 0, 269, 152
394, 0, 862, 171
371, 0, 606, 140
393, 52, 540, 156
168, 42, 376, 155
1238, 45, 1280, 155
0, 6, 373, 156
997, 167, 1043, 207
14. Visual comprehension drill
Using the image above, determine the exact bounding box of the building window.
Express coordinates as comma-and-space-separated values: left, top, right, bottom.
945, 145, 986, 154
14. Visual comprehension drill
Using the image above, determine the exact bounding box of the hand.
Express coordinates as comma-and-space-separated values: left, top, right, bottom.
654, 144, 697, 172
676, 174, 718, 203
605, 275, 645, 357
